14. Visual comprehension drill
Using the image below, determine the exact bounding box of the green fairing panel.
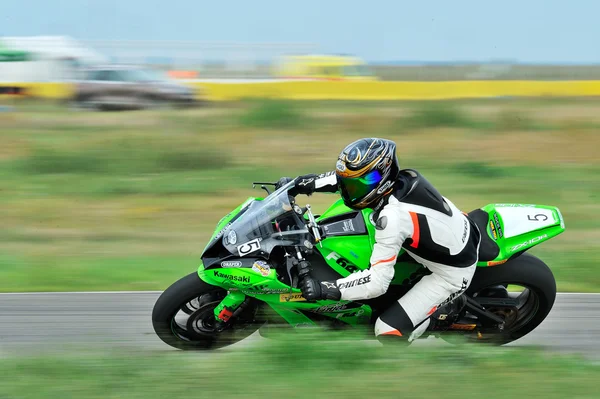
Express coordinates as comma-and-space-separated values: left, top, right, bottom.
315, 198, 423, 285
198, 260, 372, 326
476, 203, 566, 266
315, 199, 376, 276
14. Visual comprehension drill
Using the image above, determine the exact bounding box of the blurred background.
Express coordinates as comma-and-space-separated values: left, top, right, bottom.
1, 1, 599, 397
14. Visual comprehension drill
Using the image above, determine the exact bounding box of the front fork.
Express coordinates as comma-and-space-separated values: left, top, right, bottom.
211, 248, 313, 329
213, 291, 250, 330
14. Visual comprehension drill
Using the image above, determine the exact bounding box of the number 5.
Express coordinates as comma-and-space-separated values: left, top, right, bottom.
528, 214, 548, 222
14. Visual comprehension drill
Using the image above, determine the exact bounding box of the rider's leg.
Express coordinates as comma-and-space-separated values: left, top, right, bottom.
374, 262, 476, 343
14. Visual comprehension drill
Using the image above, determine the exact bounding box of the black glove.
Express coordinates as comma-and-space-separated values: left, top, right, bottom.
275, 176, 294, 190
293, 175, 318, 196
275, 175, 317, 196
300, 277, 341, 301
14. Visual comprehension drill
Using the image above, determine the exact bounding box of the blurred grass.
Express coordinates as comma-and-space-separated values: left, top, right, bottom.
403, 102, 480, 129
0, 334, 598, 398
0, 98, 599, 292
239, 98, 304, 129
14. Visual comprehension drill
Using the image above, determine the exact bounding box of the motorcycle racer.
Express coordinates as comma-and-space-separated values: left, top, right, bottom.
277, 138, 482, 342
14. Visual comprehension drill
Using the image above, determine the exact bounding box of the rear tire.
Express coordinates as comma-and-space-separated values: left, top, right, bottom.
463, 253, 556, 344
152, 272, 261, 350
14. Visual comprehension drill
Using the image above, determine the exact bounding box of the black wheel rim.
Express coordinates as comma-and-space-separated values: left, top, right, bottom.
468, 283, 540, 340
167, 291, 258, 349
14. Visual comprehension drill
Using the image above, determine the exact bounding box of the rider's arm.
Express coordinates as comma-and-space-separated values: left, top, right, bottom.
335, 207, 412, 301
295, 171, 338, 194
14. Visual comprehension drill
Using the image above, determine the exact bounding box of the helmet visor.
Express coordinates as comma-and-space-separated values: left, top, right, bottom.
339, 170, 383, 202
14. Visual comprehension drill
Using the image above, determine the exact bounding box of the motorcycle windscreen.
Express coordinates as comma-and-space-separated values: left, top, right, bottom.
222, 181, 311, 258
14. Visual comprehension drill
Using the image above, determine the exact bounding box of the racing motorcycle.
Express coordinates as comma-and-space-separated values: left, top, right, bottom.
152, 180, 565, 350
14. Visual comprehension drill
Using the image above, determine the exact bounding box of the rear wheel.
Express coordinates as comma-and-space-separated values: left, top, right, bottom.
440, 253, 556, 345
152, 272, 262, 350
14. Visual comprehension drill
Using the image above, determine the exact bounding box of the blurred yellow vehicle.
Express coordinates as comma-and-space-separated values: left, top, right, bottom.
274, 55, 376, 81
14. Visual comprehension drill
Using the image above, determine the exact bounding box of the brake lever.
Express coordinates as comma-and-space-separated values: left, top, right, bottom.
252, 182, 277, 196
252, 182, 277, 187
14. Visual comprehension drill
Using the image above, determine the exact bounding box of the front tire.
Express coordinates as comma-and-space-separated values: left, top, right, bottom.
152, 272, 261, 350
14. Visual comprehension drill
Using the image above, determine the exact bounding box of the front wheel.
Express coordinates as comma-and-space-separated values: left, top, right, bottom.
440, 253, 556, 345
152, 272, 262, 350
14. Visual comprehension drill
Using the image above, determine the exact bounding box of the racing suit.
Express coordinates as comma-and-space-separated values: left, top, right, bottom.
295, 169, 481, 340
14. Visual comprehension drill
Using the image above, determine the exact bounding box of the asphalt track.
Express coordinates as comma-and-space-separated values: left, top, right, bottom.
0, 292, 598, 357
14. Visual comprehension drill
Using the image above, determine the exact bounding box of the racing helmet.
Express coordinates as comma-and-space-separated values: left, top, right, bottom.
335, 138, 400, 210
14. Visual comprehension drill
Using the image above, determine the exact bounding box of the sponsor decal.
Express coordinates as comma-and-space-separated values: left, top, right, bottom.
510, 234, 548, 252
338, 275, 371, 289
297, 178, 314, 187
489, 221, 498, 240
376, 180, 393, 195
373, 198, 385, 212
343, 219, 355, 232
213, 222, 231, 241
321, 281, 338, 289
279, 293, 306, 302
336, 160, 346, 172
449, 323, 477, 331
493, 213, 503, 238
213, 270, 250, 283
318, 171, 336, 178
227, 230, 237, 245
294, 323, 314, 328
335, 309, 365, 319
252, 260, 271, 277
237, 238, 261, 257
221, 260, 243, 268
461, 218, 468, 243
375, 216, 387, 231
438, 278, 468, 307
312, 302, 353, 313
326, 252, 359, 273
242, 284, 290, 294
487, 260, 507, 266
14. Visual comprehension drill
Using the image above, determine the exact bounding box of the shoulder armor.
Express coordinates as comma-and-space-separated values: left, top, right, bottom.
394, 169, 453, 216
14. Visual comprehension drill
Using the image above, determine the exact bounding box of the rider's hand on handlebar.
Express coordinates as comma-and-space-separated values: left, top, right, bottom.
275, 177, 294, 190
300, 277, 342, 301
300, 277, 322, 301
276, 175, 317, 196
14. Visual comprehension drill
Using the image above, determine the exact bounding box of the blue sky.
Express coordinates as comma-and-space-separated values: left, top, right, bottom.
2, 0, 599, 63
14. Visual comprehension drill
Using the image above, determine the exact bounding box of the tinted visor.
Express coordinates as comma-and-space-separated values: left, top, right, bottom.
338, 170, 383, 202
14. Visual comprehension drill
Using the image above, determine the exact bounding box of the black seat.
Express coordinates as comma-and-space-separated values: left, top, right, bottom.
468, 209, 500, 262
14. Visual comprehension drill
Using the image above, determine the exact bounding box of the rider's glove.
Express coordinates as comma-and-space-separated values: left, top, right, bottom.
293, 175, 318, 195
275, 177, 294, 190
276, 175, 318, 196
300, 277, 341, 301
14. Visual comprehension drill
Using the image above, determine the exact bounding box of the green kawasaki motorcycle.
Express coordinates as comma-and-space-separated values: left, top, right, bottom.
152, 180, 565, 350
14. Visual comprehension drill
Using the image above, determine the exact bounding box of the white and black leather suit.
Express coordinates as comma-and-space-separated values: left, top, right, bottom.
295, 168, 481, 340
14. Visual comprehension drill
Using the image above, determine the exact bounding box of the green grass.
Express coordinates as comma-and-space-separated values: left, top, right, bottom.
403, 102, 478, 129
0, 98, 598, 292
11, 137, 230, 175
239, 98, 304, 129
1, 335, 598, 398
